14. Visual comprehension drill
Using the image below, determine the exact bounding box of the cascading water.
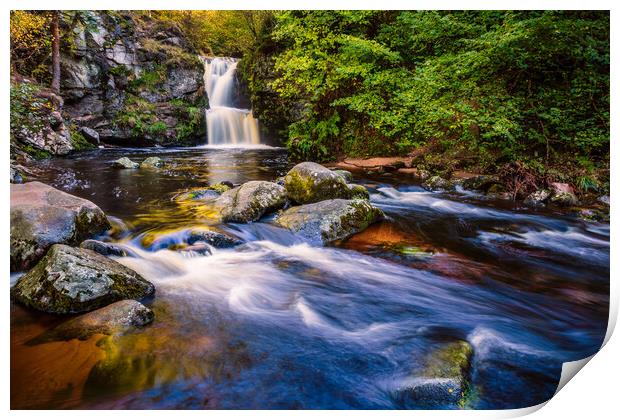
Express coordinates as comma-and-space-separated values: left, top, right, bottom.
204, 57, 261, 145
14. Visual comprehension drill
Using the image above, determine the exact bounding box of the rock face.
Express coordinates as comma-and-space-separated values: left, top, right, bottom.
216, 181, 288, 223
395, 341, 473, 409
284, 162, 368, 204
31, 300, 154, 343
275, 199, 384, 245
113, 157, 139, 169
11, 182, 111, 271
10, 77, 75, 158
60, 11, 206, 146
11, 244, 155, 314
460, 175, 501, 192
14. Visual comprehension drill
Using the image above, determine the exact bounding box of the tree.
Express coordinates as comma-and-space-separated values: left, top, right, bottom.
50, 10, 60, 93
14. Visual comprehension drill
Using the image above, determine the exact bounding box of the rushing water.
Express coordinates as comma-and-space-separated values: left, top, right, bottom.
11, 147, 609, 409
204, 57, 261, 146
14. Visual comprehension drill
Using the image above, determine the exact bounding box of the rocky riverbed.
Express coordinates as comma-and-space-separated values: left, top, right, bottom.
10, 147, 609, 409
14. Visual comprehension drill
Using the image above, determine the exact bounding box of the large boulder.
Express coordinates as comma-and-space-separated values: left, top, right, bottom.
215, 181, 288, 223
394, 341, 473, 409
11, 182, 111, 271
30, 300, 154, 343
275, 199, 383, 245
284, 162, 366, 204
11, 244, 155, 314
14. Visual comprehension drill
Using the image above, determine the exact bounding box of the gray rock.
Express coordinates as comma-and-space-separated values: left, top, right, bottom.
394, 340, 473, 409
347, 184, 370, 200
598, 195, 610, 206
11, 244, 155, 314
10, 165, 23, 184
422, 176, 455, 192
332, 169, 353, 183
187, 229, 242, 248
275, 199, 384, 245
461, 175, 500, 192
139, 156, 163, 169
30, 300, 154, 343
79, 126, 100, 144
80, 239, 132, 257
11, 182, 111, 271
113, 157, 139, 169
284, 162, 353, 204
524, 189, 551, 208
549, 191, 579, 207
216, 181, 288, 223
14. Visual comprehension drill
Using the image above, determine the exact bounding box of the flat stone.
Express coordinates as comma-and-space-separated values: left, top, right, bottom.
30, 300, 154, 343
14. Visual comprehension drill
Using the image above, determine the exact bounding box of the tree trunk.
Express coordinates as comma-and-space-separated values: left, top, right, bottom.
51, 11, 61, 93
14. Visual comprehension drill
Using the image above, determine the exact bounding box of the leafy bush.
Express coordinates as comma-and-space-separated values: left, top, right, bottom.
244, 11, 609, 173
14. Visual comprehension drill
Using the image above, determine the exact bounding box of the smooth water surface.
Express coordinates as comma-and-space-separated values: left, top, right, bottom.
11, 147, 609, 409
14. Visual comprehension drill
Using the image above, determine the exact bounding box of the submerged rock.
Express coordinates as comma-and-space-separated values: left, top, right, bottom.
216, 180, 288, 223
275, 199, 384, 245
11, 181, 111, 271
394, 340, 473, 409
284, 162, 354, 204
187, 229, 242, 248
175, 183, 233, 201
524, 189, 551, 208
422, 176, 455, 192
112, 157, 139, 169
11, 244, 155, 314
139, 156, 163, 169
80, 239, 132, 257
30, 300, 154, 343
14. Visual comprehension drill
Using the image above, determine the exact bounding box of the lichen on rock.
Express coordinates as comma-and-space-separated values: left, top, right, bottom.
275, 199, 384, 245
11, 244, 155, 314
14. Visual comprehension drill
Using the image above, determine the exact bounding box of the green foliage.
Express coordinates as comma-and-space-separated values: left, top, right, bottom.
10, 81, 52, 138
68, 124, 95, 151
246, 11, 609, 170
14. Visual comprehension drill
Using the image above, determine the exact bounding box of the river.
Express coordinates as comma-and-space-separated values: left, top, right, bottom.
10, 146, 609, 409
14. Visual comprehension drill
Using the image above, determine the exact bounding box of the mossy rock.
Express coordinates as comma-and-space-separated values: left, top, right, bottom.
394, 340, 474, 409
139, 156, 163, 169
215, 181, 288, 223
284, 162, 353, 204
11, 244, 155, 314
275, 199, 384, 245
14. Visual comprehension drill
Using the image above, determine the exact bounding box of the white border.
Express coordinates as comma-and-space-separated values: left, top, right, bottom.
2, 2, 617, 419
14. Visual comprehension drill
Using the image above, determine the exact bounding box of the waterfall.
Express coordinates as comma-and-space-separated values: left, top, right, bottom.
203, 57, 261, 146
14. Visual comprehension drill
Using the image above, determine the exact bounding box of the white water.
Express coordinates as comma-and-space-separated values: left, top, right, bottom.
204, 57, 261, 145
